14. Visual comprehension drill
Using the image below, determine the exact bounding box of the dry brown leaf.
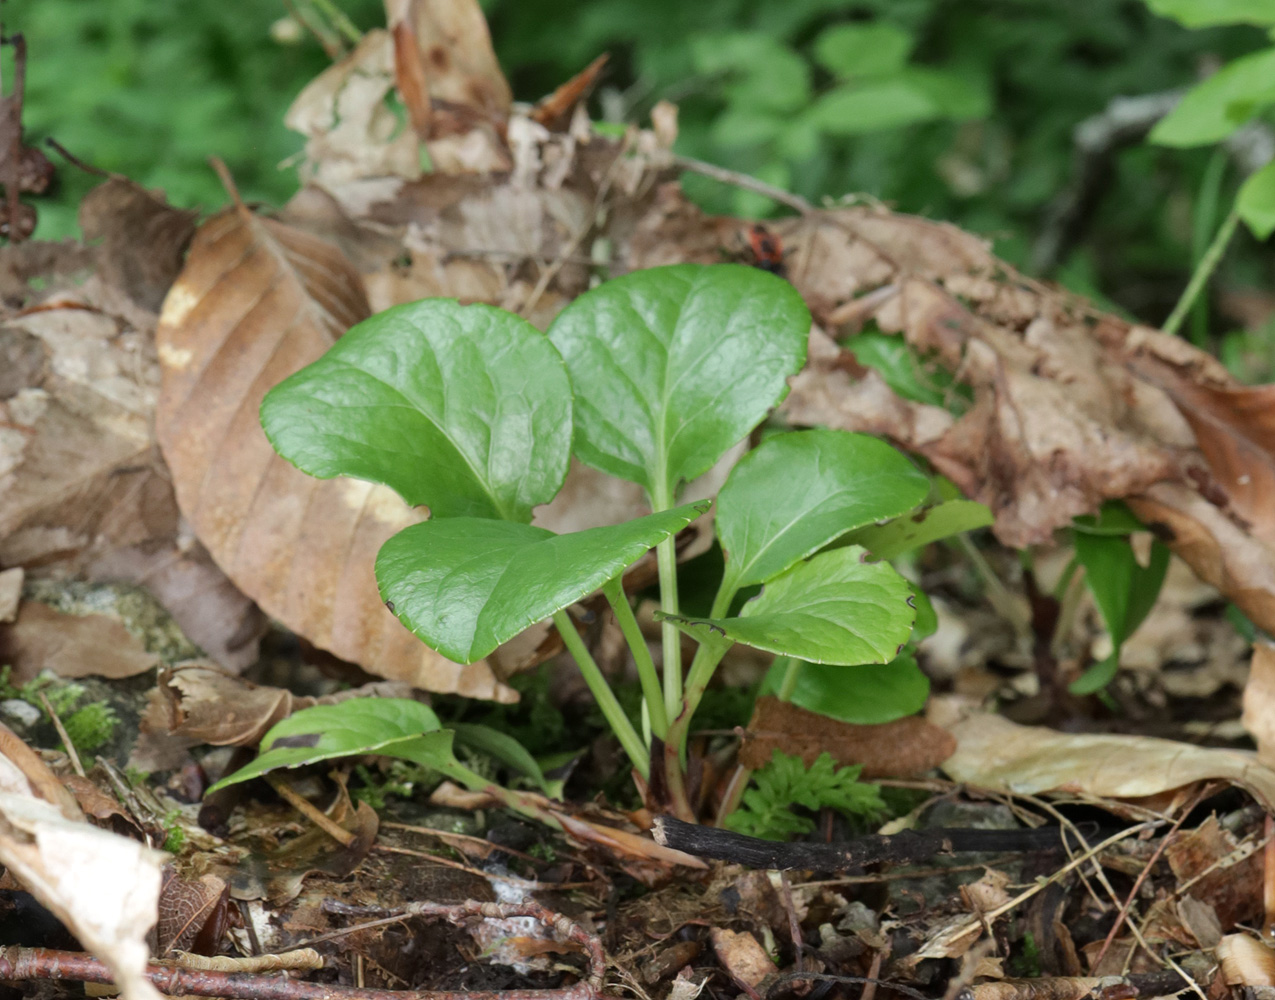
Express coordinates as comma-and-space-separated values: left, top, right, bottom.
1244, 643, 1275, 767
1218, 934, 1275, 986
0, 721, 83, 820
156, 204, 510, 699
943, 713, 1275, 809
0, 600, 157, 680
145, 663, 415, 747
78, 177, 198, 312
0, 789, 165, 1000
1165, 815, 1262, 929
739, 696, 955, 778
157, 869, 229, 956
530, 55, 609, 132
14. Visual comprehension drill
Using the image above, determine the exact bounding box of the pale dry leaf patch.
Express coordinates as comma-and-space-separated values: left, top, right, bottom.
0, 720, 163, 1000
943, 712, 1275, 810
1242, 643, 1275, 767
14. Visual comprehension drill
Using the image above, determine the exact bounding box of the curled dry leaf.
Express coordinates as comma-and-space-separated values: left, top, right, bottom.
0, 720, 83, 820
145, 663, 415, 747
739, 695, 955, 778
0, 789, 165, 1000
943, 713, 1275, 810
1218, 934, 1275, 986
157, 868, 229, 956
155, 204, 511, 700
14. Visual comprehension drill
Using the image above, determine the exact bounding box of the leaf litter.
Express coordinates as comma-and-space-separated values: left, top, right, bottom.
0, 3, 1274, 1000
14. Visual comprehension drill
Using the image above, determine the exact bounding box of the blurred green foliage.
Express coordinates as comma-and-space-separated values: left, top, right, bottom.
9, 0, 1275, 343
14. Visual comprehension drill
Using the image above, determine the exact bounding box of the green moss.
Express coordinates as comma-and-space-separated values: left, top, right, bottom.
63, 703, 119, 754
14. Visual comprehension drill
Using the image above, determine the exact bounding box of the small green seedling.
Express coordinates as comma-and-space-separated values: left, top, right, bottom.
214, 263, 968, 824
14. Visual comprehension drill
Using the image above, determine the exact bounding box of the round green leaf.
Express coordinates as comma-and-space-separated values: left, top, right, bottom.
377, 501, 709, 663
661, 546, 914, 665
762, 655, 931, 725
1149, 48, 1275, 148
716, 429, 929, 600
261, 298, 572, 522
1145, 0, 1275, 27
845, 498, 993, 560
208, 699, 449, 792
813, 22, 914, 79
547, 264, 809, 501
809, 79, 941, 136
1239, 159, 1275, 240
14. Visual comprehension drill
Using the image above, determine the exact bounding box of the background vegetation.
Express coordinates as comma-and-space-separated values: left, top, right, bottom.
10, 0, 1275, 369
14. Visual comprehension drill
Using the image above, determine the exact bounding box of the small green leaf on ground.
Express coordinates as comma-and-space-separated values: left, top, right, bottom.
208, 699, 450, 791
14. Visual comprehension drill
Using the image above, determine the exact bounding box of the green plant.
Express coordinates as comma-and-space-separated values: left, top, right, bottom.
726, 750, 884, 841
213, 263, 964, 823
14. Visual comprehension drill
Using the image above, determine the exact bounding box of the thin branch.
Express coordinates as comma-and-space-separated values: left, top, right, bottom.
672, 155, 814, 215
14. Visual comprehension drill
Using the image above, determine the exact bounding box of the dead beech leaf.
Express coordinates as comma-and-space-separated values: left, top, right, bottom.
0, 566, 19, 621
740, 696, 955, 778
1243, 643, 1275, 767
943, 713, 1275, 810
155, 205, 510, 700
0, 790, 165, 1000
0, 721, 83, 820
157, 869, 229, 956
0, 600, 156, 680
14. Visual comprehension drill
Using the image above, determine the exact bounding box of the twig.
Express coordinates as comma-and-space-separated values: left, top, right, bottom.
672, 155, 814, 215
38, 692, 83, 778
0, 902, 604, 1000
1094, 786, 1207, 970
264, 774, 355, 848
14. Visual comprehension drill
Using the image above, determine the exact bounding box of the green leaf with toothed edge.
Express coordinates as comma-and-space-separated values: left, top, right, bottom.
207, 699, 454, 792
659, 546, 915, 665
714, 428, 930, 604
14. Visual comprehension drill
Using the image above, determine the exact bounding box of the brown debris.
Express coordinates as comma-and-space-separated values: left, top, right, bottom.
740, 695, 955, 777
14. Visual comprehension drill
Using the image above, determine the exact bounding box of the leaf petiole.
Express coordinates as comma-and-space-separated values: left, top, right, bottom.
650, 478, 685, 727
603, 577, 668, 738
552, 609, 650, 778
773, 655, 799, 701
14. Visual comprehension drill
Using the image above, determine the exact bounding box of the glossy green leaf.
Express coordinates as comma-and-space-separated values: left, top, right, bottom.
208, 699, 450, 791
377, 502, 709, 663
762, 654, 930, 725
1149, 47, 1275, 147
660, 546, 914, 664
547, 264, 809, 502
1070, 532, 1170, 694
1145, 0, 1275, 26
451, 722, 562, 798
813, 23, 914, 79
846, 499, 993, 560
1072, 501, 1145, 536
261, 298, 571, 522
1239, 159, 1275, 239
910, 585, 938, 643
715, 429, 929, 603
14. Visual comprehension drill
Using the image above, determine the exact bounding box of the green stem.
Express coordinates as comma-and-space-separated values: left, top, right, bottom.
1189, 149, 1228, 348
442, 760, 565, 831
603, 577, 667, 738
552, 610, 649, 778
773, 656, 800, 701
714, 765, 753, 828
307, 0, 363, 45
1051, 555, 1080, 601
954, 533, 1031, 639
661, 637, 732, 822
650, 480, 684, 726
1163, 205, 1240, 338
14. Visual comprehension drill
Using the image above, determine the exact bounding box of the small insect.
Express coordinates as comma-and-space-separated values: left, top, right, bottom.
745, 224, 785, 275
